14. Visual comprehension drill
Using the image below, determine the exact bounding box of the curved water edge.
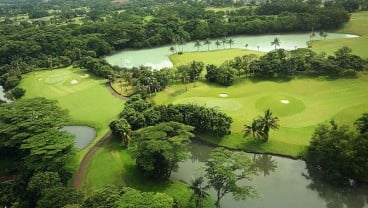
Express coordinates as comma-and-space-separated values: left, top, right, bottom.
0, 85, 11, 103
60, 125, 97, 150
105, 32, 359, 69
171, 140, 368, 208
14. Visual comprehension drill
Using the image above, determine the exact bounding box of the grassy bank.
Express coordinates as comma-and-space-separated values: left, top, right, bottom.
83, 137, 199, 207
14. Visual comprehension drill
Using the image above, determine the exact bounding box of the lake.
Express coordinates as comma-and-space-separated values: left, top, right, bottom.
105, 33, 358, 69
171, 140, 368, 208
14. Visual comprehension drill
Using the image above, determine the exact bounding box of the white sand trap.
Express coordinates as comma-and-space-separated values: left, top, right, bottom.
280, 99, 290, 104
37, 77, 43, 81
71, 80, 78, 85
80, 73, 90, 78
219, 93, 228, 97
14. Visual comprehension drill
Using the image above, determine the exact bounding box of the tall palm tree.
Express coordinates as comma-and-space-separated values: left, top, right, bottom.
258, 109, 280, 142
222, 38, 227, 49
228, 38, 234, 49
271, 37, 280, 50
194, 40, 202, 52
215, 40, 221, 49
189, 176, 209, 208
243, 119, 265, 142
203, 39, 211, 51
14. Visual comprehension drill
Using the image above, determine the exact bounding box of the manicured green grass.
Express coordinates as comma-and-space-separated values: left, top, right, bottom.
152, 73, 368, 157
19, 66, 124, 161
84, 137, 198, 207
170, 49, 265, 67
312, 11, 368, 58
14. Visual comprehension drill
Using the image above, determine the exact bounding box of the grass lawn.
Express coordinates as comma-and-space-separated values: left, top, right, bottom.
312, 11, 368, 58
84, 137, 203, 207
152, 73, 368, 157
170, 48, 265, 67
19, 66, 123, 163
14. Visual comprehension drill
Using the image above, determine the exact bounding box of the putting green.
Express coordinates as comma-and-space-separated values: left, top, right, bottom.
153, 74, 368, 157
19, 66, 123, 155
255, 95, 305, 117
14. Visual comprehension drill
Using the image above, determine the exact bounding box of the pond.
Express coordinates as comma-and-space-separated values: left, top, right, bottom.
0, 85, 11, 103
105, 33, 358, 69
60, 126, 96, 150
171, 140, 368, 208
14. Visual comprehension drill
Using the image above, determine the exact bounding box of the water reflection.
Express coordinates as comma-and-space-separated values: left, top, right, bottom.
304, 164, 368, 208
171, 139, 368, 208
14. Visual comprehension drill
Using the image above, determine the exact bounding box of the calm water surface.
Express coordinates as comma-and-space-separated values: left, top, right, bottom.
105, 33, 358, 69
171, 140, 368, 208
60, 126, 96, 150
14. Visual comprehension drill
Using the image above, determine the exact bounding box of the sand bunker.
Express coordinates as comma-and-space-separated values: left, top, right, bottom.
37, 77, 43, 81
71, 80, 78, 85
80, 74, 90, 78
280, 99, 290, 104
219, 93, 228, 97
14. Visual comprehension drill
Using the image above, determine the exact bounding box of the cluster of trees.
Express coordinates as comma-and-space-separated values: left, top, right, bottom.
307, 113, 368, 185
203, 47, 366, 86
114, 95, 232, 136
243, 109, 280, 143
0, 98, 77, 207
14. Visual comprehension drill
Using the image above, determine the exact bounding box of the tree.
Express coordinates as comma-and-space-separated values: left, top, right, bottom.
194, 40, 202, 52
355, 113, 368, 134
169, 46, 175, 54
82, 186, 122, 208
109, 119, 132, 146
10, 87, 26, 99
203, 39, 211, 51
0, 98, 68, 150
244, 43, 248, 50
243, 119, 265, 142
20, 129, 75, 172
215, 40, 221, 49
116, 187, 174, 208
221, 38, 227, 49
36, 187, 82, 208
257, 109, 280, 142
189, 176, 209, 208
205, 148, 257, 208
228, 38, 234, 49
271, 37, 280, 49
130, 122, 194, 179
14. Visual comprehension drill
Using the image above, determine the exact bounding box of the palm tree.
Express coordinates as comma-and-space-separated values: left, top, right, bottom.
271, 37, 280, 50
271, 37, 281, 49
169, 45, 175, 54
258, 109, 280, 142
179, 38, 185, 53
244, 43, 248, 50
243, 119, 265, 142
215, 40, 221, 49
203, 39, 211, 51
228, 38, 234, 49
222, 38, 227, 49
194, 40, 202, 52
189, 176, 209, 208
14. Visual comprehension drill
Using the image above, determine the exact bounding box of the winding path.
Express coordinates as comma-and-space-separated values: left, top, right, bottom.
72, 82, 127, 189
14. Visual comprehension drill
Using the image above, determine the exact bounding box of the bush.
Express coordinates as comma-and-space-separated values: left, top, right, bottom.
342, 69, 357, 78
11, 87, 26, 99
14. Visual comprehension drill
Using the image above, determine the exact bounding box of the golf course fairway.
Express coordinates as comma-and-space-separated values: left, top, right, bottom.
152, 74, 368, 157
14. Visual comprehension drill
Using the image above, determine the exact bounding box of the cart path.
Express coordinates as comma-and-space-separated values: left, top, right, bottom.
72, 82, 127, 189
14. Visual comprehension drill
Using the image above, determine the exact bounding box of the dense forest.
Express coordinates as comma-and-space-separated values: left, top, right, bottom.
0, 0, 362, 91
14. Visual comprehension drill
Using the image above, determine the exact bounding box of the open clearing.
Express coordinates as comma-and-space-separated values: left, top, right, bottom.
19, 66, 123, 160
152, 74, 368, 157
